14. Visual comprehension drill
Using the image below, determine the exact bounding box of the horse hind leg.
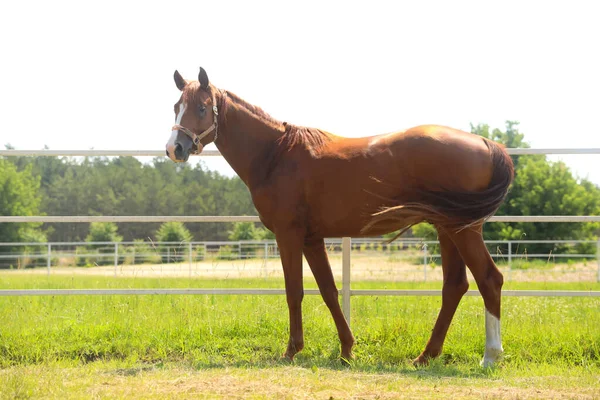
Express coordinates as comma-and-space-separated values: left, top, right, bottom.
450, 225, 504, 367
414, 227, 469, 365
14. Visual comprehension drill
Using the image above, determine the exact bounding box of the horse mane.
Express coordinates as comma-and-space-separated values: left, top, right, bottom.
224, 90, 283, 131
218, 89, 334, 182
223, 90, 332, 155
276, 124, 333, 155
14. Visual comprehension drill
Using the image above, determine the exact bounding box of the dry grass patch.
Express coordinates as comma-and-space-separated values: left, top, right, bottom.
2, 364, 599, 400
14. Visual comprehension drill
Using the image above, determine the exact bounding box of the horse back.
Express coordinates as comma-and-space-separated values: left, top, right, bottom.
251, 125, 512, 237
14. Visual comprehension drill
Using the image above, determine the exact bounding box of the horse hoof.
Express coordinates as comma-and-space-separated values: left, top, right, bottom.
480, 347, 503, 368
283, 348, 297, 362
413, 354, 430, 367
340, 352, 354, 367
340, 357, 352, 367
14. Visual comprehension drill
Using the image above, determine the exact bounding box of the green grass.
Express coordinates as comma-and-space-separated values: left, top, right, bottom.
3, 273, 599, 291
1, 274, 599, 398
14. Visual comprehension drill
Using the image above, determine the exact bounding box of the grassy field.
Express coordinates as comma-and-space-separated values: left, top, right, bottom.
1, 274, 600, 399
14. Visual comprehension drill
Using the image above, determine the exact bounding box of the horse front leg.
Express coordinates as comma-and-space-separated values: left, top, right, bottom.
276, 229, 306, 361
304, 238, 355, 361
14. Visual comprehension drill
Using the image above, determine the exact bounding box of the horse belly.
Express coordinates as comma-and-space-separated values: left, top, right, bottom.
305, 174, 407, 238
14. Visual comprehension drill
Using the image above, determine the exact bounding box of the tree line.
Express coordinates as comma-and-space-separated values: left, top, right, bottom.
2, 122, 599, 254
1, 152, 256, 243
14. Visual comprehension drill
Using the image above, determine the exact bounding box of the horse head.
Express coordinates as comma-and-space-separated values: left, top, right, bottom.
166, 67, 219, 162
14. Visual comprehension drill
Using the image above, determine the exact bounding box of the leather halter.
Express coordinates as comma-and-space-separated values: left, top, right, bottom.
171, 94, 219, 154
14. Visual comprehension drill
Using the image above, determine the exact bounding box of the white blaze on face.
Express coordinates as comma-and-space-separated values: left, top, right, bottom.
481, 309, 503, 367
166, 102, 187, 161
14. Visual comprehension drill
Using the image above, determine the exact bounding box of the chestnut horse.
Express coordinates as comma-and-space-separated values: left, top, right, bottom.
166, 67, 514, 367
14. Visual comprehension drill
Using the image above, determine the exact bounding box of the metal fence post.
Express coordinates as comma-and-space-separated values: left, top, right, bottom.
423, 243, 428, 281
342, 237, 351, 326
597, 239, 600, 283
189, 242, 193, 278
264, 242, 268, 262
114, 243, 118, 277
508, 241, 512, 281
47, 243, 51, 277
264, 242, 268, 278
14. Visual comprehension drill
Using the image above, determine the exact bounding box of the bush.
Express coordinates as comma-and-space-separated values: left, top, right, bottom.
217, 245, 238, 260
228, 222, 272, 259
155, 222, 192, 263
86, 222, 123, 243
122, 240, 161, 265
193, 244, 205, 261
19, 229, 48, 268
75, 246, 89, 267
84, 223, 122, 266
156, 222, 192, 243
228, 222, 259, 241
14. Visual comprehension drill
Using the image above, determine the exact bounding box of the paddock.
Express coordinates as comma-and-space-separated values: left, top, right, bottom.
2, 148, 600, 398
1, 148, 600, 313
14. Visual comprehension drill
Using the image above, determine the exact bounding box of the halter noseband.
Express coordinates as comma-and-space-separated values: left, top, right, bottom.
171, 94, 219, 154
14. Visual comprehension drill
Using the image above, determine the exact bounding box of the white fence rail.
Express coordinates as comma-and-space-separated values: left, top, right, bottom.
3, 215, 600, 223
2, 148, 600, 324
2, 148, 600, 157
1, 289, 598, 297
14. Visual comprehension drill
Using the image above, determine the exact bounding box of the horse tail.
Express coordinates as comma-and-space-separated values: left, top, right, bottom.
363, 139, 515, 241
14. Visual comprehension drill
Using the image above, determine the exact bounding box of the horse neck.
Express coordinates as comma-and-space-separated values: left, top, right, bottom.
215, 91, 286, 186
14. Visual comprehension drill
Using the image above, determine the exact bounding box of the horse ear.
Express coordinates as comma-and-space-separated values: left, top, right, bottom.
198, 67, 209, 89
174, 70, 186, 91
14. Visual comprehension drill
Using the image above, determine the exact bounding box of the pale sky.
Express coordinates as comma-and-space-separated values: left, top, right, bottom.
1, 1, 599, 183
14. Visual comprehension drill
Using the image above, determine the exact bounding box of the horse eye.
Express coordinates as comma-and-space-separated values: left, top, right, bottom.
197, 105, 207, 116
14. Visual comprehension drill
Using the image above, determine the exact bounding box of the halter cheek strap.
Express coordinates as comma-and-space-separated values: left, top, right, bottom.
172, 97, 219, 154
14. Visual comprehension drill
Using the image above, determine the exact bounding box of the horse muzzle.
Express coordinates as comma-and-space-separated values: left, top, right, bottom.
166, 129, 194, 163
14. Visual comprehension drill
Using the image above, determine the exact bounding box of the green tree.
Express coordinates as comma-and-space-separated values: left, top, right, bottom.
0, 159, 44, 243
411, 223, 437, 240
471, 120, 528, 150
6, 150, 259, 242
257, 226, 276, 240
471, 122, 600, 255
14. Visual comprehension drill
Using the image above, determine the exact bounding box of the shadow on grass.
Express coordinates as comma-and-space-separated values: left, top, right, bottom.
106, 353, 501, 381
